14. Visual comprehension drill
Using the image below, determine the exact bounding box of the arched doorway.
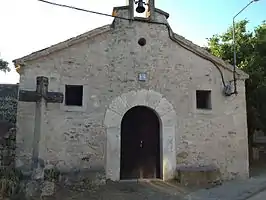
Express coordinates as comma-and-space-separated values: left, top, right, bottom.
104, 89, 177, 181
120, 106, 161, 180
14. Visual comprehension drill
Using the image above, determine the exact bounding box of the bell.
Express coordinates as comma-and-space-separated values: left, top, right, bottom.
136, 0, 146, 13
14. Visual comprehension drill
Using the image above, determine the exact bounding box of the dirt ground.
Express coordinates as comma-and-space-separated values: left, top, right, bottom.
51, 180, 196, 200
36, 164, 266, 200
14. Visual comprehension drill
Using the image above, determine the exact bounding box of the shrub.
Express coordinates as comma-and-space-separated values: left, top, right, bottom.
0, 168, 24, 198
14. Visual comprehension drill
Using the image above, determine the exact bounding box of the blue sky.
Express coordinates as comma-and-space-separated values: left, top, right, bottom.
161, 0, 265, 45
0, 0, 265, 84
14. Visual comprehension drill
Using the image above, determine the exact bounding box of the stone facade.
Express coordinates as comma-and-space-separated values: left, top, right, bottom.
13, 0, 249, 183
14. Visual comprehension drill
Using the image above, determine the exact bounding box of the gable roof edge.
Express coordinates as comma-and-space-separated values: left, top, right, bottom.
13, 22, 248, 80
13, 24, 112, 69
172, 32, 249, 79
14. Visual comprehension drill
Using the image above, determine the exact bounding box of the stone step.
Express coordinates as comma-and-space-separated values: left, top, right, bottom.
175, 165, 221, 187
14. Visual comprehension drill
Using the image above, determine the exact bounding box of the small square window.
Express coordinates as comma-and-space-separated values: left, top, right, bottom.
196, 90, 212, 110
65, 85, 83, 106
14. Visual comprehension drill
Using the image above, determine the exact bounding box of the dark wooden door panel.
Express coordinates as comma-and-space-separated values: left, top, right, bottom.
120, 106, 161, 180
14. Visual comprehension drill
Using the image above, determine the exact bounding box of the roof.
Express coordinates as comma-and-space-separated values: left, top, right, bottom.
13, 23, 248, 79
172, 33, 248, 79
13, 24, 111, 70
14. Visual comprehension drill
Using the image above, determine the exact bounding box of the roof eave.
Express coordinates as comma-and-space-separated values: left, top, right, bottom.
13, 24, 112, 66
12, 21, 249, 80
172, 33, 249, 80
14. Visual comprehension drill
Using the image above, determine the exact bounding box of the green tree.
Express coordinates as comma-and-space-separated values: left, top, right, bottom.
207, 20, 266, 135
0, 56, 10, 72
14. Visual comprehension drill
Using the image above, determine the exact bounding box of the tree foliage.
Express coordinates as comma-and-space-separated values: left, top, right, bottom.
207, 20, 266, 135
0, 57, 10, 72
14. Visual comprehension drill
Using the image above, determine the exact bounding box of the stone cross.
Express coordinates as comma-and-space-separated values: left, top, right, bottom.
19, 76, 63, 169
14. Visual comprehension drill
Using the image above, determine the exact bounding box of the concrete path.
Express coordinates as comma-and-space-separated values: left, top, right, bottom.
182, 175, 266, 200
247, 190, 266, 200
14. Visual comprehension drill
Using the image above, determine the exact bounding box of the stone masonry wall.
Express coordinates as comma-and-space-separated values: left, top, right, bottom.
0, 84, 18, 168
15, 9, 248, 181
0, 84, 18, 125
0, 127, 16, 168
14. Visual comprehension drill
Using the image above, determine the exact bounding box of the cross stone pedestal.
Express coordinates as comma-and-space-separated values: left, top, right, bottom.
19, 76, 63, 198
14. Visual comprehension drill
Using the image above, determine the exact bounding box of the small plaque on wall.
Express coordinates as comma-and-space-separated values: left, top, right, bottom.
138, 72, 147, 82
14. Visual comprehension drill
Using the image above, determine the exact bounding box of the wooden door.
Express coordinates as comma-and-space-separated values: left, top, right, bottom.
120, 106, 161, 180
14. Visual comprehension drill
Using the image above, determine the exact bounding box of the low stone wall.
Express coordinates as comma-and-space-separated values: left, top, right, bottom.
0, 84, 18, 168
0, 84, 18, 125
0, 127, 16, 168
21, 166, 106, 199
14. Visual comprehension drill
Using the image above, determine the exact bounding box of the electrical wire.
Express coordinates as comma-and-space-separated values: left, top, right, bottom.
37, 0, 235, 94
38, 0, 125, 19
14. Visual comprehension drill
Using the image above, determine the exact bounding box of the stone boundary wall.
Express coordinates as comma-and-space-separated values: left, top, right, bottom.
0, 84, 18, 168
0, 84, 19, 125
0, 127, 16, 168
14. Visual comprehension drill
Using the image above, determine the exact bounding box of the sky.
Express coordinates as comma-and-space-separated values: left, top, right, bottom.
0, 0, 265, 84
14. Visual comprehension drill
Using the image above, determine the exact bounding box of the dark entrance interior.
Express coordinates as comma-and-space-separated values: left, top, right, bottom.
120, 106, 161, 180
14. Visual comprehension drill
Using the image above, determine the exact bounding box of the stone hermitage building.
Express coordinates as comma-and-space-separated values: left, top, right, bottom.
13, 0, 249, 182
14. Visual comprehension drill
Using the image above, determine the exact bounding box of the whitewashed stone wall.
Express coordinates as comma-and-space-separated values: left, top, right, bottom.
15, 7, 248, 181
